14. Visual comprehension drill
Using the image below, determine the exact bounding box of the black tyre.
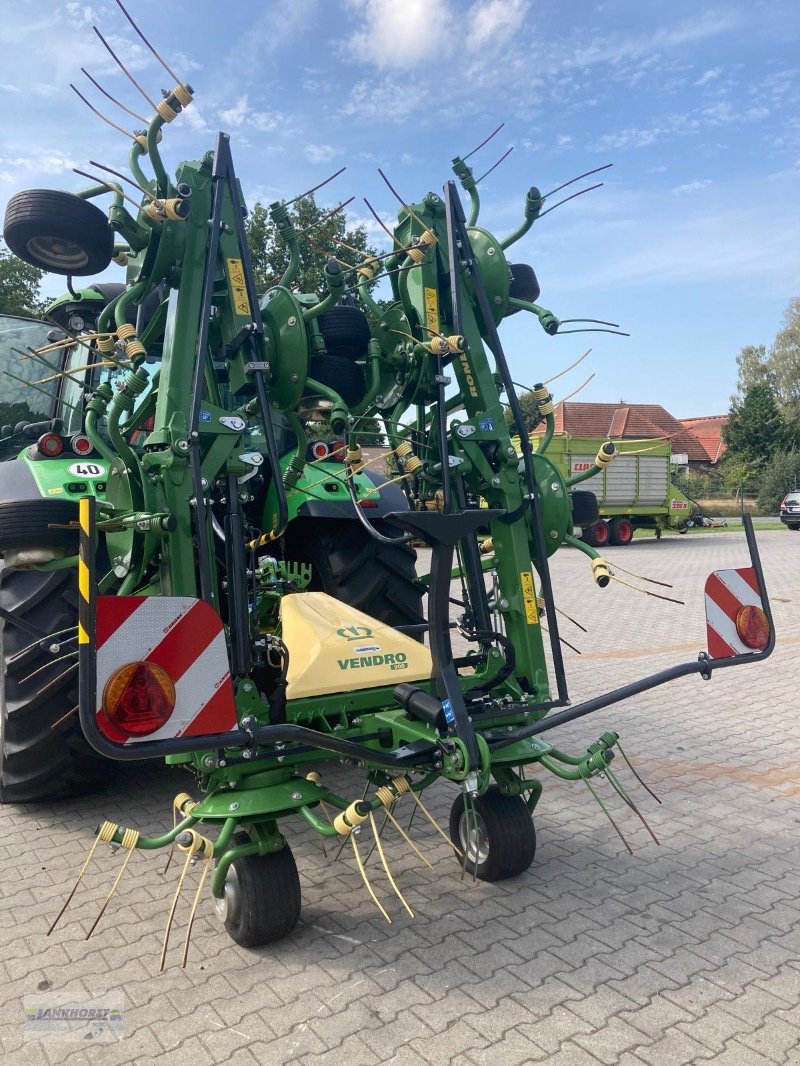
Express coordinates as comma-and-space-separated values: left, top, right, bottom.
505, 263, 541, 315
318, 306, 371, 358
0, 568, 115, 803
787, 523, 800, 531
282, 518, 425, 634
609, 516, 634, 546
308, 354, 366, 408
584, 519, 610, 548
4, 190, 113, 276
215, 832, 301, 947
569, 490, 599, 526
448, 786, 536, 881
0, 499, 80, 554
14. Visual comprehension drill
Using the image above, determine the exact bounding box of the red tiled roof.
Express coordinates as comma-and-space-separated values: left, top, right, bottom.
553, 402, 712, 462
680, 415, 728, 464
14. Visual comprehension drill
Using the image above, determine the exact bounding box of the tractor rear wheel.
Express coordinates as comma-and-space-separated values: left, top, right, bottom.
0, 568, 115, 803
215, 832, 301, 947
609, 517, 634, 546
282, 518, 425, 634
449, 786, 536, 881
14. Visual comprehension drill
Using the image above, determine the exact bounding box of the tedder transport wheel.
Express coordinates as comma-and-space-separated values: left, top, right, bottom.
215, 833, 301, 947
609, 516, 634, 546
3, 190, 113, 276
449, 786, 536, 881
282, 518, 425, 634
0, 568, 114, 803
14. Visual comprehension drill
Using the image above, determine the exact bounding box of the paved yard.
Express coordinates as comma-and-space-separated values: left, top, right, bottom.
0, 530, 798, 1066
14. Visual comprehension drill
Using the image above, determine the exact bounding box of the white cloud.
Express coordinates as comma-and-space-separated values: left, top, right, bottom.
465, 0, 528, 52
671, 179, 713, 195
695, 67, 722, 86
304, 143, 343, 164
557, 134, 572, 146
344, 0, 451, 69
215, 96, 281, 133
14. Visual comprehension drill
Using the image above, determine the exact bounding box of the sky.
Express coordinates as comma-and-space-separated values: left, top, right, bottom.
1, 0, 798, 418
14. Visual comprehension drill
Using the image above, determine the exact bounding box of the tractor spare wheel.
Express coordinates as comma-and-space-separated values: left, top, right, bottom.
4, 190, 114, 275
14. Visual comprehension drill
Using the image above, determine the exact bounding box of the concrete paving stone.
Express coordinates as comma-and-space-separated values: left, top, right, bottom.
515, 1003, 597, 1054
717, 985, 796, 1026
692, 1038, 783, 1066
606, 964, 683, 1006
618, 993, 698, 1038
406, 1017, 492, 1063
706, 955, 782, 996
736, 1017, 800, 1064
675, 1002, 756, 1053
299, 1031, 382, 1066
573, 1017, 655, 1064
464, 1026, 550, 1064
524, 1039, 613, 1066
634, 1028, 717, 1065
661, 975, 737, 1015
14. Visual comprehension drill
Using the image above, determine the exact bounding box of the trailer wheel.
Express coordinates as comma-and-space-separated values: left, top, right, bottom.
282, 518, 425, 635
0, 568, 115, 803
215, 833, 301, 947
4, 190, 113, 276
609, 517, 634, 546
585, 519, 609, 548
448, 786, 536, 881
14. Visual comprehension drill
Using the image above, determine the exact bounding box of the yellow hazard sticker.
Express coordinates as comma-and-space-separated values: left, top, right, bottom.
424, 287, 440, 336
520, 571, 539, 625
226, 258, 251, 316
47, 486, 64, 495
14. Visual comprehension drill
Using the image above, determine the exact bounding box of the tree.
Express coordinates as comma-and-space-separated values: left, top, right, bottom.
722, 382, 786, 465
504, 387, 544, 434
735, 298, 800, 442
756, 449, 800, 514
0, 240, 44, 317
245, 195, 376, 296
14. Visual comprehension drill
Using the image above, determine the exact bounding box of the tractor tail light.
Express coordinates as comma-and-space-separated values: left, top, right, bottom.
101, 661, 176, 736
70, 434, 93, 455
37, 432, 64, 457
311, 441, 329, 460
329, 440, 346, 461
735, 605, 770, 651
357, 498, 378, 508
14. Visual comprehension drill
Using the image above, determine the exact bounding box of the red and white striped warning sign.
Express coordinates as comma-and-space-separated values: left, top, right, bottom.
95, 596, 237, 744
704, 567, 768, 659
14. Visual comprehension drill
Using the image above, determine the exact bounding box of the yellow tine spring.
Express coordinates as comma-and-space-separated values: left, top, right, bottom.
382, 806, 434, 871
369, 812, 413, 918
181, 855, 212, 968
48, 820, 118, 936
407, 790, 463, 859
350, 833, 391, 924
85, 827, 140, 939
159, 830, 208, 972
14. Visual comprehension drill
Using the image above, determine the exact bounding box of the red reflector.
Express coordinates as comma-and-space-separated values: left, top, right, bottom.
37, 432, 64, 457
329, 440, 346, 461
311, 441, 329, 460
101, 661, 176, 736
735, 605, 769, 651
357, 499, 379, 508
71, 434, 93, 455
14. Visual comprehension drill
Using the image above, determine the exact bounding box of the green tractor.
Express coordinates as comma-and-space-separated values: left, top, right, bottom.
0, 10, 773, 957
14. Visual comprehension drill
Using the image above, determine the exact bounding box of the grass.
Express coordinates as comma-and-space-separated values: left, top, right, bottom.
632, 520, 785, 539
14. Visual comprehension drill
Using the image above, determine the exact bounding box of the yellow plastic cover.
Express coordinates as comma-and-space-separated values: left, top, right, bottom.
280, 592, 432, 700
